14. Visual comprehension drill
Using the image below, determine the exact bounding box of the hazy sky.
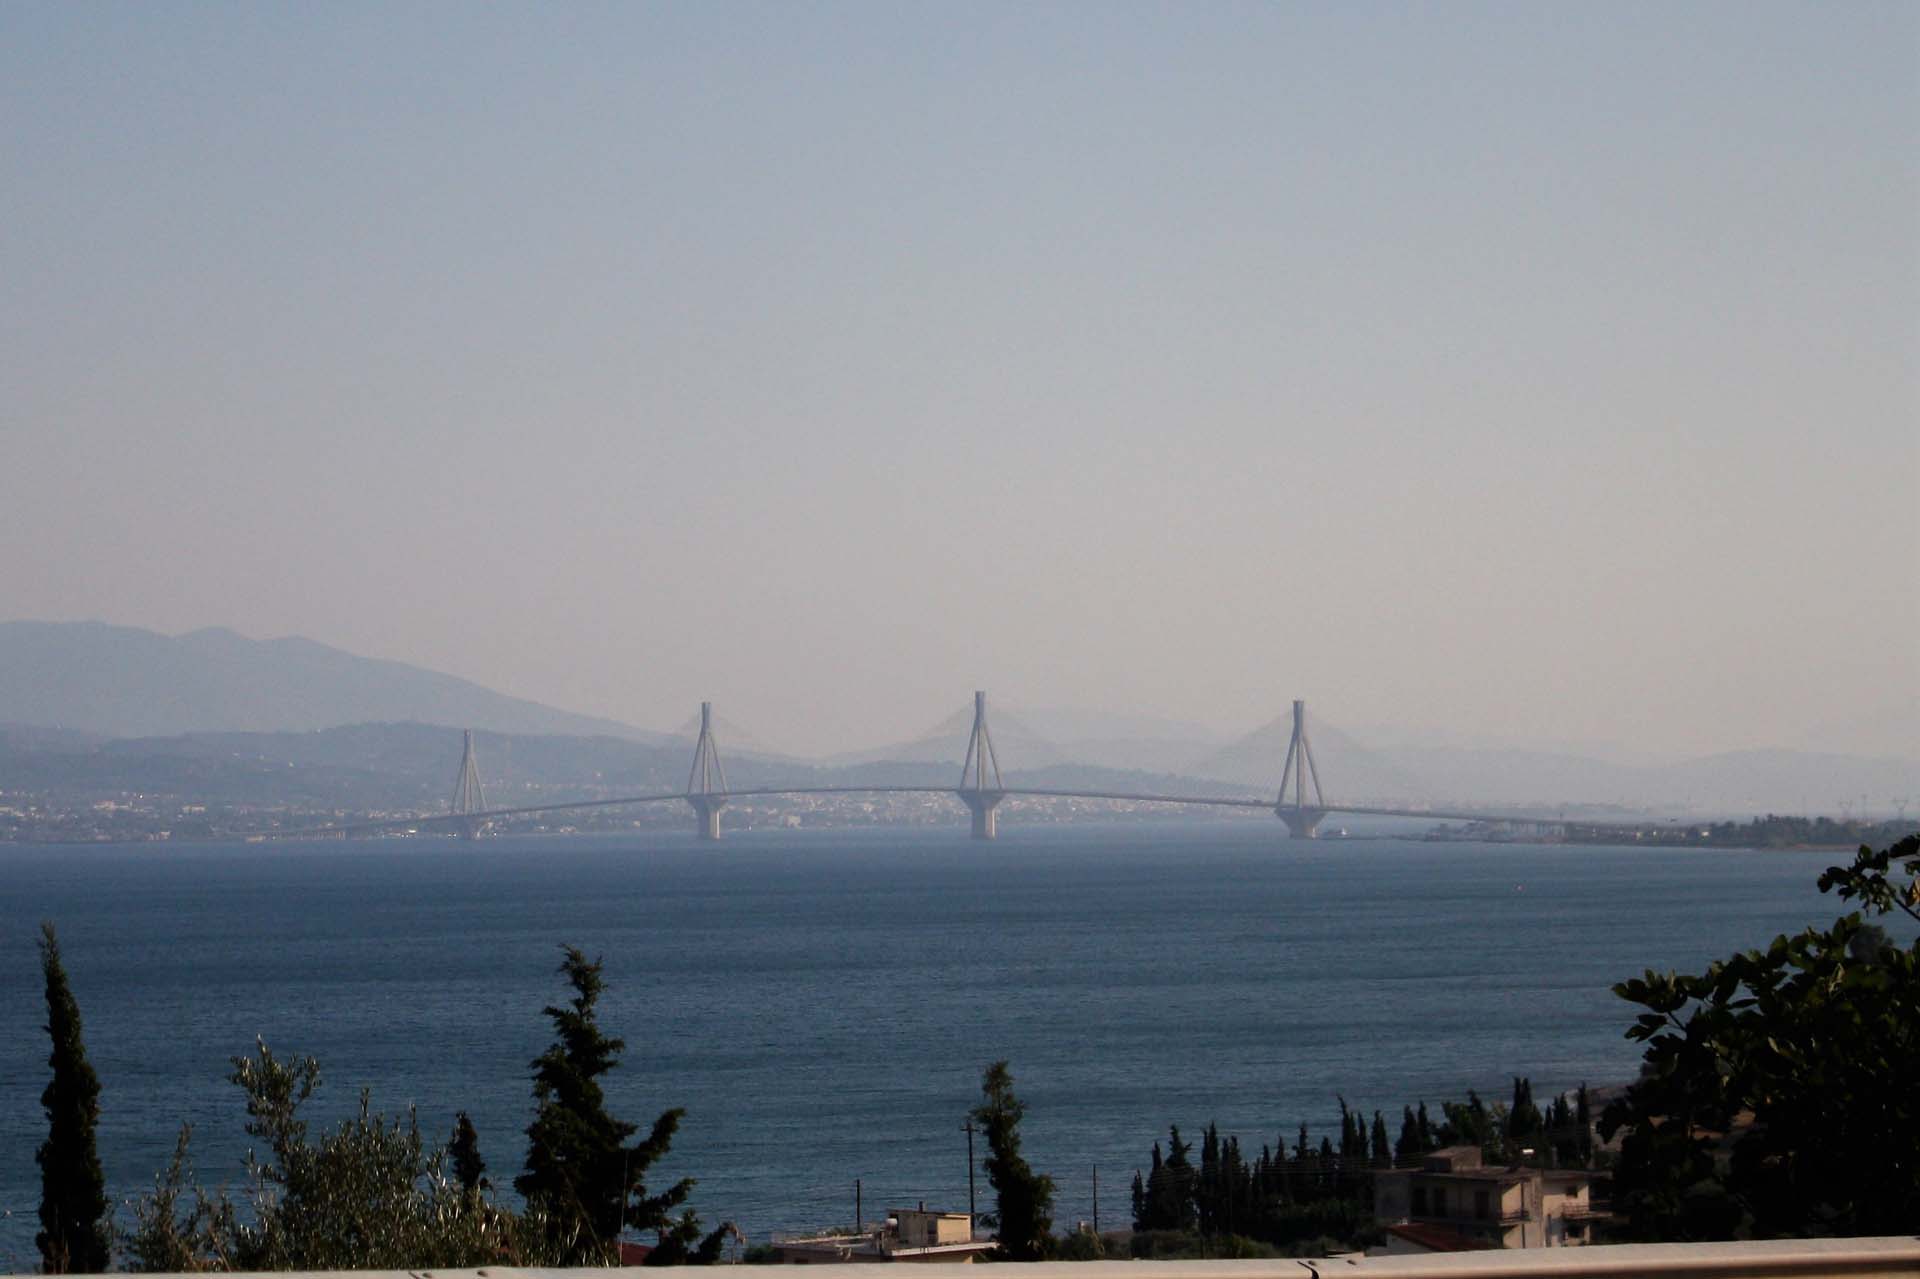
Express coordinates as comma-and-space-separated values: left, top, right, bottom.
2, 3, 1914, 758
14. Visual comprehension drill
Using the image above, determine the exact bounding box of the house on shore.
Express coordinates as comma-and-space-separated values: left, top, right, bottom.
1372, 1146, 1606, 1251
773, 1208, 997, 1264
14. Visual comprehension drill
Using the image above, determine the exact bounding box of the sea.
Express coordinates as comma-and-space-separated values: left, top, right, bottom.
0, 822, 1872, 1268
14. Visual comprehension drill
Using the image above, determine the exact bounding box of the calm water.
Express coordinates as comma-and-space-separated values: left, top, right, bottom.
0, 823, 1860, 1267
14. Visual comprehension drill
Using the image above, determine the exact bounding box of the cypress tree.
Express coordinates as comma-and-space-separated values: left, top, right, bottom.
1157, 1126, 1196, 1231
1197, 1123, 1220, 1233
1222, 1136, 1247, 1234
971, 1061, 1054, 1260
1509, 1077, 1542, 1153
1369, 1111, 1392, 1169
36, 923, 108, 1274
1394, 1106, 1420, 1165
1336, 1097, 1358, 1166
1136, 1143, 1163, 1230
1266, 1139, 1293, 1206
517, 947, 692, 1263
1469, 1090, 1490, 1144
449, 1112, 486, 1193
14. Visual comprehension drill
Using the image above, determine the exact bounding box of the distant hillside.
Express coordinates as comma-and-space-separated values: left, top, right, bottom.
3, 713, 1911, 826
0, 621, 660, 740
0, 722, 724, 811
1008, 706, 1227, 776
0, 719, 1265, 817
1188, 710, 1919, 816
0, 722, 107, 753
4, 619, 1909, 818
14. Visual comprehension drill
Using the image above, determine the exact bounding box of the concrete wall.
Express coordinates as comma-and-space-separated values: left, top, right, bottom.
149, 1238, 1920, 1278
785, 1237, 1913, 1275
893, 1211, 972, 1247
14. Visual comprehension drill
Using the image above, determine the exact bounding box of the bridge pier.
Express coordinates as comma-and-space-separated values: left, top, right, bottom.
685, 701, 729, 841
959, 790, 1004, 840
688, 794, 726, 841
1275, 806, 1326, 840
957, 691, 1007, 840
1272, 701, 1328, 841
450, 730, 489, 841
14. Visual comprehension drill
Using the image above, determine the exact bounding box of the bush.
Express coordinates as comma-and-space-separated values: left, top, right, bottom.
127, 1040, 559, 1271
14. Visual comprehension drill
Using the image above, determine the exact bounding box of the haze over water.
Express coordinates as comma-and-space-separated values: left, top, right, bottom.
3, 4, 1913, 761
0, 824, 1874, 1264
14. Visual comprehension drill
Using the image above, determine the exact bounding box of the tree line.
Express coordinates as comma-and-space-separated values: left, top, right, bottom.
1121, 1077, 1595, 1256
1689, 815, 1916, 850
32, 937, 730, 1272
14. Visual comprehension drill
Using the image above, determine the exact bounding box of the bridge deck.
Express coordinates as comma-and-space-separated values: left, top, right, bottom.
255, 784, 1620, 841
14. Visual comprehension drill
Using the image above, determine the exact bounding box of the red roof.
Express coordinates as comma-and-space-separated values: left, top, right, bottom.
618, 1241, 654, 1265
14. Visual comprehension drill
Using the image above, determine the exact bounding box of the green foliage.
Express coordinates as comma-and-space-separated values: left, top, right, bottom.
449, 1112, 486, 1194
127, 1040, 549, 1272
1601, 836, 1920, 1239
1703, 815, 1917, 851
1127, 1078, 1593, 1259
1440, 1091, 1497, 1160
515, 946, 709, 1264
1507, 1077, 1542, 1152
1539, 1083, 1594, 1168
1127, 1228, 1279, 1259
1196, 1124, 1259, 1236
121, 946, 723, 1271
1394, 1107, 1421, 1165
1266, 1198, 1379, 1252
36, 922, 109, 1275
1387, 1079, 1589, 1170
1050, 1227, 1107, 1260
1818, 834, 1920, 924
1138, 1137, 1173, 1229
971, 1060, 1055, 1260
127, 1126, 241, 1273
645, 1213, 738, 1266
1135, 1128, 1196, 1232
1368, 1111, 1392, 1169
1131, 1114, 1378, 1252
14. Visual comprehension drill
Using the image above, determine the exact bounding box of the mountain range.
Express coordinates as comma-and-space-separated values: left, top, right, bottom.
0, 621, 660, 741
0, 621, 1912, 817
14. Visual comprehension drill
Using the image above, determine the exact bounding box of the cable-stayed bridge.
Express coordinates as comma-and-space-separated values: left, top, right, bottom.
260, 694, 1624, 844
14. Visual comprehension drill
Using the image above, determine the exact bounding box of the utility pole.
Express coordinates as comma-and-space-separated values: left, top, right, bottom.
1092, 1164, 1099, 1235
855, 1179, 862, 1234
961, 1119, 978, 1222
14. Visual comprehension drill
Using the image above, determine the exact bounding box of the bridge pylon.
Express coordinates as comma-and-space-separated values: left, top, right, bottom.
450, 729, 489, 841
1273, 699, 1328, 840
956, 690, 1006, 839
685, 701, 729, 841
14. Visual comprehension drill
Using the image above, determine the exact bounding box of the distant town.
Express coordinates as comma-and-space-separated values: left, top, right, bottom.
5, 779, 1911, 853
